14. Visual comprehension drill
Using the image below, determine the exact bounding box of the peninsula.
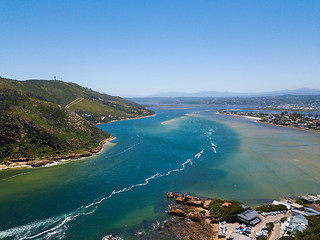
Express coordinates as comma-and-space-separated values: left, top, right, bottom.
218, 111, 320, 132
0, 77, 154, 169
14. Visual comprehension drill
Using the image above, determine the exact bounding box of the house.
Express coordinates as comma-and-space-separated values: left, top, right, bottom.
223, 202, 232, 207
298, 194, 320, 203
284, 214, 308, 235
237, 210, 261, 226
291, 202, 304, 211
272, 200, 291, 210
272, 200, 304, 211
292, 207, 320, 217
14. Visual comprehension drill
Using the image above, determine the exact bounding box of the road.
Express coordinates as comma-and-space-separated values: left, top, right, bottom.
250, 213, 289, 239
269, 222, 281, 240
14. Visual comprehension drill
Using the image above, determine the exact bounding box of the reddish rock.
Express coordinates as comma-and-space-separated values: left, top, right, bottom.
175, 197, 184, 203
168, 207, 187, 217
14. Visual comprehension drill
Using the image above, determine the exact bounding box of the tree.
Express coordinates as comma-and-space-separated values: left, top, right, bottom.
266, 222, 274, 232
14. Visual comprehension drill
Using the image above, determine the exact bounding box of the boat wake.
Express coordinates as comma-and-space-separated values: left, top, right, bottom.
0, 148, 207, 240
0, 126, 219, 240
204, 128, 218, 154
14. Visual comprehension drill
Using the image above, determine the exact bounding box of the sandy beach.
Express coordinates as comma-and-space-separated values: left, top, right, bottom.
216, 112, 262, 120
1, 114, 157, 171
96, 113, 156, 125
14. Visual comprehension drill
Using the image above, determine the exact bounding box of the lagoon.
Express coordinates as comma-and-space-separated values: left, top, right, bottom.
0, 105, 319, 239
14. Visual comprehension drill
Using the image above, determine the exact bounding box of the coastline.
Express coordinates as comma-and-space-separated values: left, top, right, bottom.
0, 136, 116, 171
258, 121, 320, 134
0, 113, 156, 171
216, 112, 262, 120
96, 113, 156, 125
217, 113, 320, 133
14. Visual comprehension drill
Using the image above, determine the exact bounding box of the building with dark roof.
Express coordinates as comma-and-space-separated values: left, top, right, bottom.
237, 210, 261, 226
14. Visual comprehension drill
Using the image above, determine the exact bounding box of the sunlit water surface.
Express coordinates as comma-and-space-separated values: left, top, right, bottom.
0, 106, 319, 239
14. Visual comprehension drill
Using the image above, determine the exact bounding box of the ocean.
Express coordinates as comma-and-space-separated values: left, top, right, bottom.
0, 105, 319, 239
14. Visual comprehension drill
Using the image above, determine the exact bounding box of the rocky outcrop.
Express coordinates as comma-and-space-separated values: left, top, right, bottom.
174, 194, 204, 207
168, 207, 187, 217
186, 212, 204, 222
167, 192, 174, 198
27, 160, 54, 167
160, 192, 218, 239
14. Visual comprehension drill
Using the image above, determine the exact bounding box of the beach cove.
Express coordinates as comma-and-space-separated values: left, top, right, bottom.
0, 105, 319, 240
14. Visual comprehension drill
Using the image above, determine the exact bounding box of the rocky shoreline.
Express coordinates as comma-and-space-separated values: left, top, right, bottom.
138, 192, 218, 240
0, 136, 115, 170
0, 113, 156, 170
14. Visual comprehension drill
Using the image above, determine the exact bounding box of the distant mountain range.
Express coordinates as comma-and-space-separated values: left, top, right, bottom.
149, 88, 320, 98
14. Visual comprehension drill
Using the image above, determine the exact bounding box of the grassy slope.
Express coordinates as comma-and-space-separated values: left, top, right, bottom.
0, 77, 154, 123
0, 89, 110, 161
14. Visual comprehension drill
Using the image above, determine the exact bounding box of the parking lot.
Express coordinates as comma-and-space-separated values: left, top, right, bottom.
250, 211, 290, 239
225, 211, 290, 239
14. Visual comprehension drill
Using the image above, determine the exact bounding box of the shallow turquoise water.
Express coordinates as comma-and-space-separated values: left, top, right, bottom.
0, 106, 319, 239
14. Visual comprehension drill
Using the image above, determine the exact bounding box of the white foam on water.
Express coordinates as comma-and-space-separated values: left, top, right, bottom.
212, 147, 217, 153
194, 149, 205, 159
210, 141, 218, 154
203, 126, 219, 154
0, 149, 205, 240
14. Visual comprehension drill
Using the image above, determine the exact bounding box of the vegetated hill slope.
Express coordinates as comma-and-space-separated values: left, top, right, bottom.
0, 89, 110, 162
0, 77, 154, 123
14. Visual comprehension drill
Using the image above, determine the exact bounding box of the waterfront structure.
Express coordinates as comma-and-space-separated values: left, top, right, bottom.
292, 207, 320, 217
272, 200, 291, 210
237, 210, 260, 226
298, 194, 320, 204
272, 200, 304, 211
290, 202, 304, 211
284, 214, 308, 235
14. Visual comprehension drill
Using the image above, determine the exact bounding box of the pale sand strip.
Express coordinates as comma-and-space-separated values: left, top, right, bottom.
0, 136, 116, 171
1, 113, 157, 170
96, 113, 156, 125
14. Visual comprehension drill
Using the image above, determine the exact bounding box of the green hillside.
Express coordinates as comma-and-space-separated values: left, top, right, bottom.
0, 89, 110, 162
0, 77, 154, 123
0, 77, 154, 164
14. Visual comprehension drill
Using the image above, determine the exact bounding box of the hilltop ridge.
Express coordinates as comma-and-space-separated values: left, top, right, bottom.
0, 77, 154, 124
0, 77, 154, 165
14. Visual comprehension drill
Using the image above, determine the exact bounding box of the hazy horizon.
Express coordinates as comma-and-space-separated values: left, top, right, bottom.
1, 1, 320, 97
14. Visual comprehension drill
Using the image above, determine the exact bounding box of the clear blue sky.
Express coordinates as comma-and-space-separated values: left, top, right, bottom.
1, 0, 319, 96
